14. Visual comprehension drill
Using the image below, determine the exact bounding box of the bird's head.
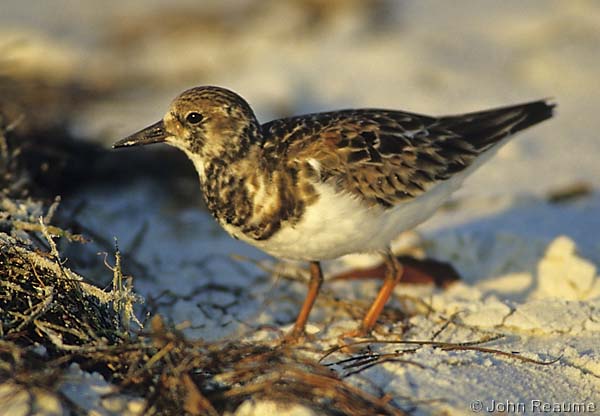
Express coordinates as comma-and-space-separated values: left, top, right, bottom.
113, 86, 260, 162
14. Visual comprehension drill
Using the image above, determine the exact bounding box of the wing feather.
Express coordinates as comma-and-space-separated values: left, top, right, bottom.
260, 100, 554, 208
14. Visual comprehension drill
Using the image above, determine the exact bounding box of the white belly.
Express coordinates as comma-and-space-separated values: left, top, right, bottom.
246, 178, 456, 260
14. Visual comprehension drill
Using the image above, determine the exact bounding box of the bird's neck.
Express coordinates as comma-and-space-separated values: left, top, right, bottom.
188, 146, 263, 236
183, 121, 263, 180
185, 141, 260, 184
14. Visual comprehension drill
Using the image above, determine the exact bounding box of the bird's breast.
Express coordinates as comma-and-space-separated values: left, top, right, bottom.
198, 157, 316, 242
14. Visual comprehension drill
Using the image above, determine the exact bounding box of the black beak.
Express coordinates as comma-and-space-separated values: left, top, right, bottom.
113, 120, 169, 148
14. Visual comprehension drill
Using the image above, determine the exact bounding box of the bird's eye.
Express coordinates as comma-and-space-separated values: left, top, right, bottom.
186, 112, 203, 124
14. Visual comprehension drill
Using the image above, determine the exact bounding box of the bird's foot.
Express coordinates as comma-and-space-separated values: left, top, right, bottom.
335, 326, 373, 352
281, 327, 316, 345
340, 326, 369, 339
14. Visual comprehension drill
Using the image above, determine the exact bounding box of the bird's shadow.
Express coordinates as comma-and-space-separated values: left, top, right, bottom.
421, 192, 600, 302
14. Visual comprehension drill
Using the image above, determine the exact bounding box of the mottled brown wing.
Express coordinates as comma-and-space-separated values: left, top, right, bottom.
261, 100, 554, 208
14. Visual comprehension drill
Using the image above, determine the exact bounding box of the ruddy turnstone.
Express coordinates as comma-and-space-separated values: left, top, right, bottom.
114, 86, 555, 340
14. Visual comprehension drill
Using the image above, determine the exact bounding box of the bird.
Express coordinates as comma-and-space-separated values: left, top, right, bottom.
113, 86, 555, 341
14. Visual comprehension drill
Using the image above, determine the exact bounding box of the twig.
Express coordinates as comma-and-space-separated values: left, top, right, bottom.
13, 220, 87, 243
320, 334, 505, 362
321, 334, 560, 370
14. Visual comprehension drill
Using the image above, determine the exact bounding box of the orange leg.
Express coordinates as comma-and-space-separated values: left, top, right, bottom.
353, 252, 404, 336
287, 261, 323, 340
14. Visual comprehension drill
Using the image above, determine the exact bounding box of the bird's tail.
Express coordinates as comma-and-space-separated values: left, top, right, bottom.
439, 99, 556, 152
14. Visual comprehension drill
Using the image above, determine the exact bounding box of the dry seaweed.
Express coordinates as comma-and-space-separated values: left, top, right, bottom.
1, 229, 405, 414
1, 226, 405, 415
85, 316, 405, 415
